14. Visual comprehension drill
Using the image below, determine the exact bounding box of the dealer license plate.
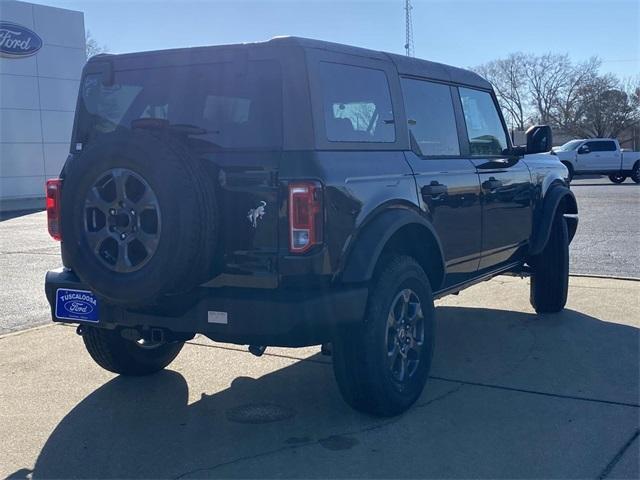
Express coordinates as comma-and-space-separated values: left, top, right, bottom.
55, 288, 99, 322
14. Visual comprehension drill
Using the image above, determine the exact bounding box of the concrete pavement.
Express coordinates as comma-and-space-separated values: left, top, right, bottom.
1, 276, 638, 479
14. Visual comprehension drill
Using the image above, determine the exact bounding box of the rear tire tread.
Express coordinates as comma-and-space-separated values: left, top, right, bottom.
83, 327, 183, 376
529, 213, 569, 313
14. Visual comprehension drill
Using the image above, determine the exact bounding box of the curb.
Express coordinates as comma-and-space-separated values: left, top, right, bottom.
0, 323, 56, 340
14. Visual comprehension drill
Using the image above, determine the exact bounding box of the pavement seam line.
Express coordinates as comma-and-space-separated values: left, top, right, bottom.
429, 376, 640, 409
173, 382, 464, 479
184, 341, 639, 409
185, 340, 332, 365
569, 273, 640, 282
597, 429, 640, 479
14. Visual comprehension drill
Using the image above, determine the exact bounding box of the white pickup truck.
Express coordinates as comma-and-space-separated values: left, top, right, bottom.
551, 138, 640, 183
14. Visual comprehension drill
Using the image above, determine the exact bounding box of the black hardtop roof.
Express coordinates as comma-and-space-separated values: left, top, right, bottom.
89, 36, 491, 90
271, 37, 491, 89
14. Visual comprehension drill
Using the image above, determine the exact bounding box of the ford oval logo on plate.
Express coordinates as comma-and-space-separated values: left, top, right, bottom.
0, 22, 43, 58
55, 288, 99, 322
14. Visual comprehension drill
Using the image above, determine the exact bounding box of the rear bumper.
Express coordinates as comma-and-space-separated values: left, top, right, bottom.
45, 268, 368, 347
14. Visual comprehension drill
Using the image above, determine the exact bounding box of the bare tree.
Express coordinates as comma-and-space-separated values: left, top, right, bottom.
86, 30, 108, 59
522, 53, 573, 124
572, 74, 640, 138
474, 52, 639, 141
474, 53, 529, 130
549, 56, 601, 134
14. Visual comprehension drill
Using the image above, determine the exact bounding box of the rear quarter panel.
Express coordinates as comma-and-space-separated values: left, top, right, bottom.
622, 151, 640, 170
278, 151, 419, 281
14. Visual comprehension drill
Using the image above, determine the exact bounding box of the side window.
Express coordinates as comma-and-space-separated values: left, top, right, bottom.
584, 141, 597, 152
318, 62, 395, 143
459, 87, 509, 156
602, 141, 616, 151
401, 78, 460, 156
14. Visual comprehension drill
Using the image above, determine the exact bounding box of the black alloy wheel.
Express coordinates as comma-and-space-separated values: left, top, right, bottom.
632, 163, 640, 184
608, 174, 627, 184
84, 168, 161, 273
385, 288, 425, 384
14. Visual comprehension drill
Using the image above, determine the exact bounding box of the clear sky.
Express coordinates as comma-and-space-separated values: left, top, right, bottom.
24, 0, 640, 78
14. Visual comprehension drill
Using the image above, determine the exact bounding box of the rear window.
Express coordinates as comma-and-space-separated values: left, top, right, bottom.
318, 62, 395, 143
586, 140, 617, 152
76, 60, 282, 150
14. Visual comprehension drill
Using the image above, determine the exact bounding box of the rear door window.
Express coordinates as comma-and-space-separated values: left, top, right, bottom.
318, 62, 395, 143
589, 140, 616, 152
77, 60, 282, 150
401, 78, 460, 156
458, 87, 509, 156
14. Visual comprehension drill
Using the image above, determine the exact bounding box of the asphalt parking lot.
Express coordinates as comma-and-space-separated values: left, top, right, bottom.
569, 177, 639, 278
0, 178, 638, 478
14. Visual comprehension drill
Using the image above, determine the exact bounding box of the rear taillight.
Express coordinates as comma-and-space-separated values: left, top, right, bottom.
46, 178, 62, 241
289, 181, 323, 254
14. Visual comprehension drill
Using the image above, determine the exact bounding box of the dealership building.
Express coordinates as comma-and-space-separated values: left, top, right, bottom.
0, 0, 85, 211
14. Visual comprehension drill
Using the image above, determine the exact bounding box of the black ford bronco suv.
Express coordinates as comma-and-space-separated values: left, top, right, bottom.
45, 37, 578, 416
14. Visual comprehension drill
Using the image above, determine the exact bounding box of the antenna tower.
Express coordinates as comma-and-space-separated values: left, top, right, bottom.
404, 0, 415, 57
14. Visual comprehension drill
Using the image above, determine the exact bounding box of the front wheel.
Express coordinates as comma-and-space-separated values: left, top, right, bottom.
332, 255, 435, 417
631, 163, 640, 184
529, 213, 569, 314
608, 174, 627, 184
562, 162, 574, 182
82, 327, 184, 376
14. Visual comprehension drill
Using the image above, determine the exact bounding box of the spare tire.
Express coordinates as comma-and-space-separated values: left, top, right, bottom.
60, 129, 218, 306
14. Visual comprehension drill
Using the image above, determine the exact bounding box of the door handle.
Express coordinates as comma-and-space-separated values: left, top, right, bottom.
482, 178, 503, 190
421, 181, 447, 199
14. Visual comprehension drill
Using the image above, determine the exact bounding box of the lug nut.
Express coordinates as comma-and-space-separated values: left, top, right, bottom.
109, 209, 116, 216
120, 233, 126, 240
130, 209, 136, 216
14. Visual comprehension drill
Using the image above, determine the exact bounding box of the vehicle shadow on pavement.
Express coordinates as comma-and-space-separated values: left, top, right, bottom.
20, 307, 640, 479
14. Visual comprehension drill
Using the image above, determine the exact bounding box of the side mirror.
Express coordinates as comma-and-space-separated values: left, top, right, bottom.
511, 145, 526, 156
578, 145, 590, 154
525, 125, 552, 154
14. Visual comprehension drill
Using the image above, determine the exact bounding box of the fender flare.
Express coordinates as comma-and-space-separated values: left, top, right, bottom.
340, 208, 445, 289
529, 185, 578, 256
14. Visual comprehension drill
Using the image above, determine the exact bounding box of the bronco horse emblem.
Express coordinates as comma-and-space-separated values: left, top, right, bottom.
247, 201, 267, 228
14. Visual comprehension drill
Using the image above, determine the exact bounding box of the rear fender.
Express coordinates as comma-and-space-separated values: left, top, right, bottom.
340, 208, 445, 290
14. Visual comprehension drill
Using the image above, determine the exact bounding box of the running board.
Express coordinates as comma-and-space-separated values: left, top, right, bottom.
433, 261, 524, 300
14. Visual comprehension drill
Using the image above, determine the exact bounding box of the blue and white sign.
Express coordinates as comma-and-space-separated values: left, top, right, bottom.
55, 288, 99, 322
0, 22, 42, 58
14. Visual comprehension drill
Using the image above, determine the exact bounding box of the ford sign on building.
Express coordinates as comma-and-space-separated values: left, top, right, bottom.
0, 1, 85, 211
